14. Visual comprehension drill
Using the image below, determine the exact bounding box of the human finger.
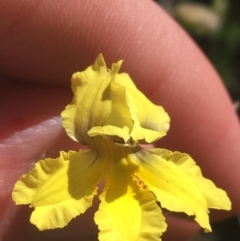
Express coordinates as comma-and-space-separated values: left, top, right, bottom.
1, 0, 240, 240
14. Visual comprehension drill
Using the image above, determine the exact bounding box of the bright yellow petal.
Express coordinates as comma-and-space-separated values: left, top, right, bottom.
12, 150, 102, 230
88, 76, 133, 143
88, 67, 170, 144
115, 73, 170, 143
95, 163, 166, 241
161, 150, 231, 210
62, 54, 170, 146
61, 54, 112, 145
129, 148, 218, 232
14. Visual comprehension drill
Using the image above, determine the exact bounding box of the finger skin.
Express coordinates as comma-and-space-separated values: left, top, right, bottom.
0, 0, 240, 240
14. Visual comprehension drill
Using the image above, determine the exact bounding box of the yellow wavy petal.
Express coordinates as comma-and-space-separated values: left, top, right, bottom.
95, 162, 166, 241
12, 150, 102, 230
160, 150, 231, 210
115, 73, 170, 143
61, 54, 112, 145
63, 54, 170, 146
130, 148, 216, 232
88, 76, 133, 143
88, 71, 170, 145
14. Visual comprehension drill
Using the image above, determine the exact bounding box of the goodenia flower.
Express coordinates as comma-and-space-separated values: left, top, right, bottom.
12, 54, 231, 241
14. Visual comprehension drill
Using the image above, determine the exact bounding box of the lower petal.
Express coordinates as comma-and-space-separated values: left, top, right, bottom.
94, 164, 166, 241
130, 148, 229, 232
12, 149, 102, 230
159, 149, 231, 210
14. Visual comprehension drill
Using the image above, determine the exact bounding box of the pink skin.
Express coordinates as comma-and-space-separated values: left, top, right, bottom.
0, 0, 240, 240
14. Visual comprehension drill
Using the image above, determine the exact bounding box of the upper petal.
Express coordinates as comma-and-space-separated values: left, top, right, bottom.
12, 150, 102, 230
61, 54, 112, 144
88, 77, 133, 143
129, 148, 231, 232
62, 54, 170, 146
94, 162, 166, 241
88, 59, 170, 144
115, 73, 170, 143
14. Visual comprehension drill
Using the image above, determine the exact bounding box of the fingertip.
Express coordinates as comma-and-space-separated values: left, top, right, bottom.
164, 214, 200, 241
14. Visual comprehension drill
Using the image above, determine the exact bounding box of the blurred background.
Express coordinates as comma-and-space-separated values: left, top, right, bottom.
154, 0, 240, 240
155, 0, 240, 115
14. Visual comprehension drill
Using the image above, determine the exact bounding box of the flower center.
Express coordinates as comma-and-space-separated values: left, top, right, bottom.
109, 136, 137, 147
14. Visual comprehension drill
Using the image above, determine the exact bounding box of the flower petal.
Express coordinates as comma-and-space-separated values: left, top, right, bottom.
12, 150, 102, 230
95, 163, 166, 241
160, 150, 231, 210
61, 54, 112, 145
115, 73, 170, 143
88, 69, 170, 144
88, 76, 133, 143
129, 148, 228, 232
63, 54, 170, 145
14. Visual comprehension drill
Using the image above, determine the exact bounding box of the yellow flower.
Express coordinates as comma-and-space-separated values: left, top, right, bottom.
12, 54, 231, 240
